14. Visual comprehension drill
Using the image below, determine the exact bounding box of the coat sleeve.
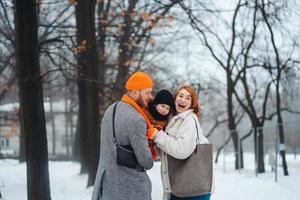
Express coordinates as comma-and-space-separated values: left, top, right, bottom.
128, 118, 154, 170
154, 116, 198, 159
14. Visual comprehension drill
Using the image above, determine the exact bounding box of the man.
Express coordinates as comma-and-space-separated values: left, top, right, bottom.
92, 71, 155, 200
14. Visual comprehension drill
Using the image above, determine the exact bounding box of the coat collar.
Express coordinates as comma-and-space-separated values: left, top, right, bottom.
174, 109, 194, 120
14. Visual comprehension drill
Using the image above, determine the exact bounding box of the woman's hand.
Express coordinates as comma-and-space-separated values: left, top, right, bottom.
153, 124, 163, 130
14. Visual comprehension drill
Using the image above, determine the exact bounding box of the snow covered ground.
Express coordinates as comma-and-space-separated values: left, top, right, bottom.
0, 153, 299, 200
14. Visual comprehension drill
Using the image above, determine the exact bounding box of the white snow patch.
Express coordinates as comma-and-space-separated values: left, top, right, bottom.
0, 154, 299, 200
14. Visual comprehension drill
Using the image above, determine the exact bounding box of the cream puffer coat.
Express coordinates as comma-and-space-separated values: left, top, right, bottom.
154, 109, 209, 200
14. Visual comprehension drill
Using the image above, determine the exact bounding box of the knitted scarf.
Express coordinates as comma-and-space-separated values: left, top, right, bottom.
121, 94, 157, 159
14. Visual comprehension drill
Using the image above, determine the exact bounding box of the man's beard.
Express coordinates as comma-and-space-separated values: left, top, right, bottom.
136, 94, 147, 108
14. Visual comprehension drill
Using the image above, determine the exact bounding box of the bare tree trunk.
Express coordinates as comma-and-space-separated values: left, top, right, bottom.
69, 97, 75, 159
113, 0, 138, 99
97, 0, 109, 89
276, 83, 289, 175
239, 128, 255, 167
49, 94, 56, 156
65, 97, 70, 158
15, 0, 51, 199
215, 135, 231, 163
259, 0, 289, 176
18, 110, 26, 162
73, 118, 80, 162
239, 141, 244, 169
256, 127, 265, 173
97, 0, 110, 140
227, 74, 242, 169
75, 0, 100, 187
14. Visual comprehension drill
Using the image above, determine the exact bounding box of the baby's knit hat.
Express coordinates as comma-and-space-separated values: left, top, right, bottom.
148, 89, 175, 121
153, 89, 174, 108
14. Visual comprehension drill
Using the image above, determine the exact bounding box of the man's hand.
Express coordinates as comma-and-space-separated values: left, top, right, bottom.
150, 128, 159, 140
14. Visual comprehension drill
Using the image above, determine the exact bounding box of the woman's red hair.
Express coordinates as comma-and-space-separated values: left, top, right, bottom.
175, 85, 200, 117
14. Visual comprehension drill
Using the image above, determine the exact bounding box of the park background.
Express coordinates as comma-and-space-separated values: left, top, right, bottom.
0, 0, 300, 199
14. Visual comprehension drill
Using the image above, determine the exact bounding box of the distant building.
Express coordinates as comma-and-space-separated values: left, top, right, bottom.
0, 103, 19, 157
0, 100, 77, 158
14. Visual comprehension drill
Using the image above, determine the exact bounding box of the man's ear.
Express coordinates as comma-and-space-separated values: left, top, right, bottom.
132, 89, 139, 97
128, 89, 138, 99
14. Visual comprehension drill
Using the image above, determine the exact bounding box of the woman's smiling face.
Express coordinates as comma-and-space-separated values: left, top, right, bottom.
175, 88, 192, 114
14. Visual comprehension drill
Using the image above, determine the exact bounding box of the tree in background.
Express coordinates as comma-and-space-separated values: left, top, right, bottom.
257, 0, 300, 175
74, 0, 100, 187
1, 0, 297, 190
0, 0, 25, 162
179, 0, 300, 173
94, 0, 183, 101
14, 0, 51, 199
179, 0, 247, 170
0, 0, 16, 103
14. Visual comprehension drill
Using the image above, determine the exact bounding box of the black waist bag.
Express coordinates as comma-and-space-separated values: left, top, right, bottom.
113, 103, 145, 171
116, 144, 142, 170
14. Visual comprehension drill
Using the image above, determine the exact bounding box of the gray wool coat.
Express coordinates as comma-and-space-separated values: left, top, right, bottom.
91, 101, 154, 200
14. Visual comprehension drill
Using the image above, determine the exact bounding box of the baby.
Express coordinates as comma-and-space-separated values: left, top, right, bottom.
144, 89, 174, 160
145, 89, 175, 131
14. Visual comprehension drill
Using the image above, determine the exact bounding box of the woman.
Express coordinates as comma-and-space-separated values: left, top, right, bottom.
152, 85, 212, 200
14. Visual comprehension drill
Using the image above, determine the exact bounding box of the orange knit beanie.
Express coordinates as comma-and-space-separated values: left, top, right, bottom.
125, 71, 153, 90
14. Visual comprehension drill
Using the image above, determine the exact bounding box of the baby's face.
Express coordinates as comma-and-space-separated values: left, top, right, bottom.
155, 104, 171, 116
